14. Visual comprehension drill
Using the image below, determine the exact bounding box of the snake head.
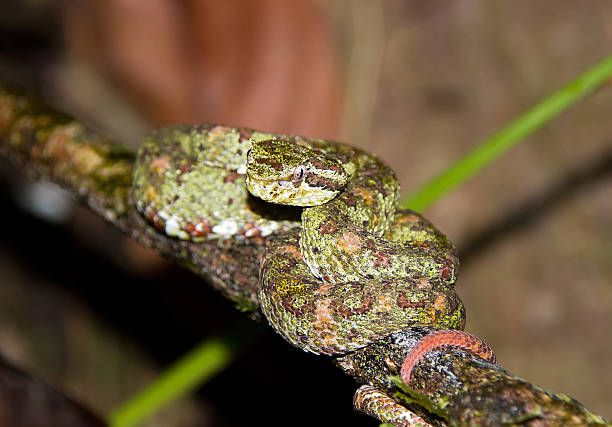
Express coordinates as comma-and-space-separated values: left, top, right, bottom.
246, 139, 348, 206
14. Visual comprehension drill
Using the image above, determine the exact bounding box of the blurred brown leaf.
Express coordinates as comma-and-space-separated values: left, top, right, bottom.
63, 0, 342, 138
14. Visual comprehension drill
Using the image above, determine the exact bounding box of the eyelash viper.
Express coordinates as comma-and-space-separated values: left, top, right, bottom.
132, 124, 493, 423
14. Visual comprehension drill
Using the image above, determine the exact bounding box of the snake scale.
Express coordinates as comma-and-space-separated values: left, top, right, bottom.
132, 124, 493, 423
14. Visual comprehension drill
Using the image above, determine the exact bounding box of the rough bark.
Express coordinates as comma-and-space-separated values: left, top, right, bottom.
0, 84, 608, 426
339, 327, 608, 425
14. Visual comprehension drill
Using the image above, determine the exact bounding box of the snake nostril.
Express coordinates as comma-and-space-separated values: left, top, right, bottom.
293, 165, 307, 182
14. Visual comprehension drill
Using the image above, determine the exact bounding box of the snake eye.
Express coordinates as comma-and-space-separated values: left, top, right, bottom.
292, 165, 307, 183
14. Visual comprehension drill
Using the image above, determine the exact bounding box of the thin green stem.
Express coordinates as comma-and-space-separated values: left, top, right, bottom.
108, 321, 261, 427
400, 53, 612, 212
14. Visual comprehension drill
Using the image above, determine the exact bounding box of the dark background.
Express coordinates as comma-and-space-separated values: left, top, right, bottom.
1, 1, 611, 425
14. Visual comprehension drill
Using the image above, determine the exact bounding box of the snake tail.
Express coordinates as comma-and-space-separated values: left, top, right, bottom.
353, 384, 432, 426
400, 330, 496, 384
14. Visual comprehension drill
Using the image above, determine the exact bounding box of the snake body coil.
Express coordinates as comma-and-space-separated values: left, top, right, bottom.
133, 124, 465, 355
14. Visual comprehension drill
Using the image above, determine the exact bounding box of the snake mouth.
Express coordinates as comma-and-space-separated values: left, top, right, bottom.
246, 176, 339, 206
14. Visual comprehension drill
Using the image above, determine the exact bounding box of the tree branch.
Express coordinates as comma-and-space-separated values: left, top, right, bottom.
341, 327, 608, 425
0, 84, 608, 426
0, 84, 266, 312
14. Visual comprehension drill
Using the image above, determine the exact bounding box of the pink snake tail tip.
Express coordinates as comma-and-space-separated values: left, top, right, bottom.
400, 330, 496, 384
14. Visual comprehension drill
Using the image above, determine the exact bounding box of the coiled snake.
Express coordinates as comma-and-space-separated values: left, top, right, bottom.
133, 124, 494, 424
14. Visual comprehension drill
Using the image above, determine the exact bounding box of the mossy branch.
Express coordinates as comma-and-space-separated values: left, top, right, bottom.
341, 327, 608, 425
0, 85, 608, 426
0, 84, 266, 312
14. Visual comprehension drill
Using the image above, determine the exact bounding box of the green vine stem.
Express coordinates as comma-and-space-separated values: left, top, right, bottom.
108, 319, 262, 427
401, 53, 612, 212
1, 63, 611, 425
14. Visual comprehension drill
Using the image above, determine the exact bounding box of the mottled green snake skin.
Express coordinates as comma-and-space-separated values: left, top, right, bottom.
133, 124, 465, 356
